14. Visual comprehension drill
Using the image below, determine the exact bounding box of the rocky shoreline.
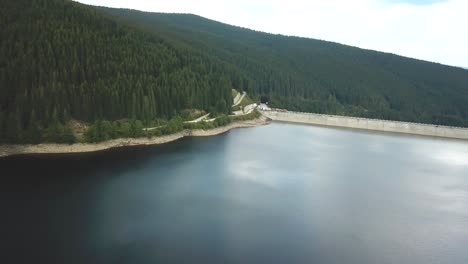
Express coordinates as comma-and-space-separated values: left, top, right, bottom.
0, 117, 270, 157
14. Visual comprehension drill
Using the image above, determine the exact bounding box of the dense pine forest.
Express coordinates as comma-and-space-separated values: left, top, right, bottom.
0, 0, 236, 143
1, 0, 468, 144
102, 7, 468, 126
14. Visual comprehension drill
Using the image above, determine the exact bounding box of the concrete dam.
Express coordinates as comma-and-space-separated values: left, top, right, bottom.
260, 110, 468, 140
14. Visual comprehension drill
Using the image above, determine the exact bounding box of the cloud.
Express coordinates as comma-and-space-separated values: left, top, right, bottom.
74, 0, 468, 67
384, 0, 449, 5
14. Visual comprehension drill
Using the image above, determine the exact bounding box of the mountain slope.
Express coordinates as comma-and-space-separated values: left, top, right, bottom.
1, 0, 468, 144
0, 0, 236, 143
101, 7, 468, 127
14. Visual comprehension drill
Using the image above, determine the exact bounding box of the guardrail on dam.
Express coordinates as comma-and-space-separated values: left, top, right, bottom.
260, 110, 468, 140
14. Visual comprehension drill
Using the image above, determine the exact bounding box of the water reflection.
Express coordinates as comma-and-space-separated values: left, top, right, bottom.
434, 148, 468, 166
1, 123, 468, 264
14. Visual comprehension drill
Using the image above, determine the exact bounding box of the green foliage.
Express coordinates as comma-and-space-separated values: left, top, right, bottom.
43, 122, 76, 144
179, 110, 206, 121
184, 111, 260, 131
0, 0, 234, 143
84, 119, 147, 142
214, 115, 231, 127
230, 111, 261, 122
232, 89, 239, 99
104, 7, 468, 127
82, 110, 260, 143
2, 0, 468, 146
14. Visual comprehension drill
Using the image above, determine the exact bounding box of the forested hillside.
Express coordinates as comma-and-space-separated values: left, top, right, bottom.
0, 0, 236, 143
1, 0, 468, 144
102, 8, 468, 127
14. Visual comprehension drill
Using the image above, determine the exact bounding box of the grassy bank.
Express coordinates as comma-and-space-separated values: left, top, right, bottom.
83, 111, 261, 143
0, 113, 269, 157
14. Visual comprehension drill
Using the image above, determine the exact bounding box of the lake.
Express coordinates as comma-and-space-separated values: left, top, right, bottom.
1, 123, 468, 264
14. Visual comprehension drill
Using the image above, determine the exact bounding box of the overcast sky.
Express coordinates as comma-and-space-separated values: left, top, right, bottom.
75, 0, 467, 67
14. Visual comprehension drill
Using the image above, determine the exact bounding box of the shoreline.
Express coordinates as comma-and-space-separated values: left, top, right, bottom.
0, 117, 270, 158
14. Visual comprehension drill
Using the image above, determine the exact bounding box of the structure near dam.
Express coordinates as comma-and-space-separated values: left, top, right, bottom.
260, 110, 468, 140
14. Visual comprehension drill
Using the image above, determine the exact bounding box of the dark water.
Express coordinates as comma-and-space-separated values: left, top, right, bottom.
1, 123, 468, 264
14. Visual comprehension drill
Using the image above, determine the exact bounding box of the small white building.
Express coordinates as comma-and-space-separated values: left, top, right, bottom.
258, 103, 271, 111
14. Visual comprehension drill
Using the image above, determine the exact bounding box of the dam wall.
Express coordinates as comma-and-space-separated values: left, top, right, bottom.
260, 110, 468, 140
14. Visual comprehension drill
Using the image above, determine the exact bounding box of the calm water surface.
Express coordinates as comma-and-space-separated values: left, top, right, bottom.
1, 123, 468, 264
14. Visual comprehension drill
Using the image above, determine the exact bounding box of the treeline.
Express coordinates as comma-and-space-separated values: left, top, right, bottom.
0, 0, 237, 143
3, 0, 468, 145
104, 8, 468, 127
84, 111, 260, 143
